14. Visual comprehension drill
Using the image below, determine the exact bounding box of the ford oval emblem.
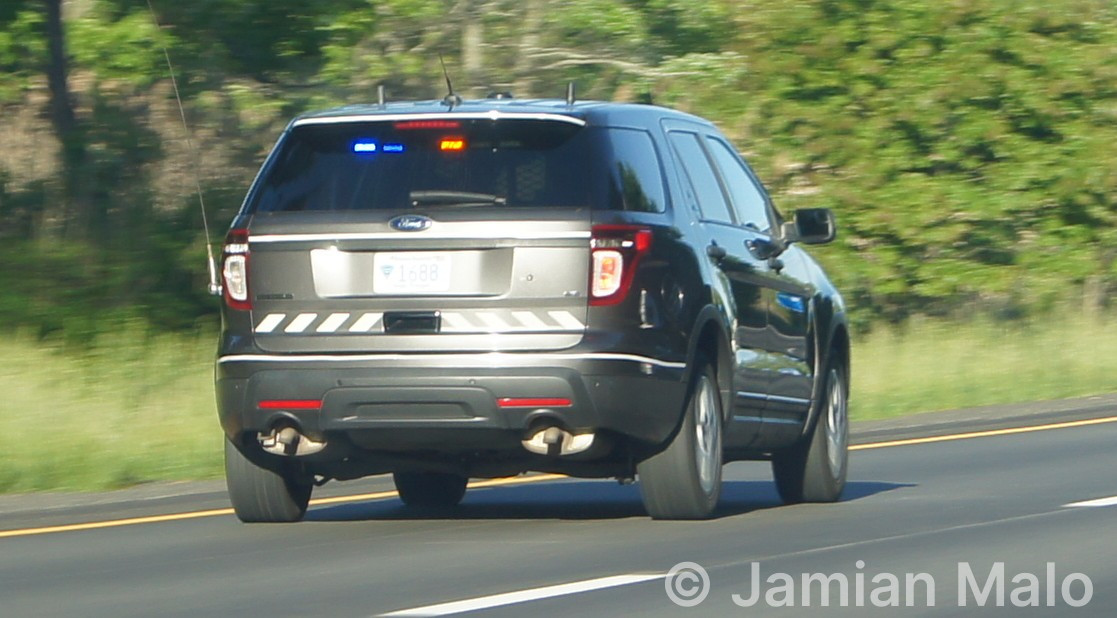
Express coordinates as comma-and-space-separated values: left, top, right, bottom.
389, 214, 433, 232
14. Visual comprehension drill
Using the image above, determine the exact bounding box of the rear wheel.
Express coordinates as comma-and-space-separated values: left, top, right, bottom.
772, 360, 849, 503
638, 362, 723, 520
225, 438, 313, 523
393, 471, 469, 508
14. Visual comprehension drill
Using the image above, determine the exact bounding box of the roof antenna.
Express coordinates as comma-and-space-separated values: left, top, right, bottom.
439, 54, 462, 108
377, 84, 386, 109
566, 81, 576, 106
145, 0, 219, 296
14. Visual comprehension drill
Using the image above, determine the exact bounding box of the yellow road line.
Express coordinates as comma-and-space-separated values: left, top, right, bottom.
0, 507, 237, 539
2, 417, 1115, 540
849, 415, 1117, 451
0, 474, 567, 540
305, 474, 567, 507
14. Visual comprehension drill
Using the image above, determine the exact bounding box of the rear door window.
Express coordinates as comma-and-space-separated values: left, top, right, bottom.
667, 131, 733, 224
705, 137, 771, 234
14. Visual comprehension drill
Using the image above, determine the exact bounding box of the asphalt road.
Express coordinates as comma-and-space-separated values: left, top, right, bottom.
1, 403, 1115, 617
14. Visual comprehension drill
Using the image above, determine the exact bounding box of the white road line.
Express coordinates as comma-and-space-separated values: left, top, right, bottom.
379, 573, 664, 617
1063, 495, 1117, 508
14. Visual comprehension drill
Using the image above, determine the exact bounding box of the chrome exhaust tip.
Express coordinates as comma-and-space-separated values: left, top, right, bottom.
521, 426, 595, 456
258, 424, 327, 457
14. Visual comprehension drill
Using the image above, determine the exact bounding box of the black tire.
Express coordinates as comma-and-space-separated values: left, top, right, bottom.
224, 438, 313, 523
638, 362, 723, 520
393, 471, 469, 508
772, 359, 849, 503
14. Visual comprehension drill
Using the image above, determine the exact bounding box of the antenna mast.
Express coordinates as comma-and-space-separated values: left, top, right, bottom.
145, 0, 220, 295
439, 54, 463, 108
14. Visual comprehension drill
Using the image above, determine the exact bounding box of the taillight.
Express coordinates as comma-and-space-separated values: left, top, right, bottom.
496, 397, 573, 409
590, 225, 652, 306
222, 228, 251, 311
258, 400, 322, 410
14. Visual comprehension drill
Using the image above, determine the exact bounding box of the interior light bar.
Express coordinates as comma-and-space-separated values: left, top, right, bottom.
440, 138, 466, 151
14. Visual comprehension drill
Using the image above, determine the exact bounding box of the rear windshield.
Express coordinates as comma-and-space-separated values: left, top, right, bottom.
246, 120, 666, 213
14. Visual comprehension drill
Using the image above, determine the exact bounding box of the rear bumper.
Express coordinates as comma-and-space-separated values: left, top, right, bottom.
215, 351, 688, 455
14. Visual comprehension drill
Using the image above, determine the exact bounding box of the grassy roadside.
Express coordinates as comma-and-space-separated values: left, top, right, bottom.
852, 312, 1117, 420
0, 326, 222, 493
1, 311, 1114, 493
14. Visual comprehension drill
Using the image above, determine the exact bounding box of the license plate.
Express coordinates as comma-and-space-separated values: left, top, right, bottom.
373, 252, 452, 294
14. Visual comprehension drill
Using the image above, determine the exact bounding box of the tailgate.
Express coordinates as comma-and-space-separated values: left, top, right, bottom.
246, 209, 590, 353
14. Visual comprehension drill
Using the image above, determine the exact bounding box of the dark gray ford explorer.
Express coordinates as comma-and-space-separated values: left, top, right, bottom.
215, 96, 850, 521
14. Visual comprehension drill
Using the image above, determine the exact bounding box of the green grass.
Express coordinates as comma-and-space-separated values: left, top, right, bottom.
2, 311, 1115, 493
852, 312, 1117, 420
0, 326, 222, 493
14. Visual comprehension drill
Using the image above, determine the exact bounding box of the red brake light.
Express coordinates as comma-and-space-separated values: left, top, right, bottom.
258, 400, 322, 411
496, 398, 573, 409
222, 228, 251, 311
590, 225, 652, 306
394, 120, 461, 130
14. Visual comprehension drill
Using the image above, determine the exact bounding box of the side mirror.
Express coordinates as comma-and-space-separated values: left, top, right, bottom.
782, 208, 836, 245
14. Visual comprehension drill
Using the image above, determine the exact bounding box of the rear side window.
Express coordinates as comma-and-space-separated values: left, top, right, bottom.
604, 129, 666, 213
667, 132, 733, 224
247, 120, 664, 213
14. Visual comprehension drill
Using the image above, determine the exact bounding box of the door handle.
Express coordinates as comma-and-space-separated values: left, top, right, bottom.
707, 243, 727, 261
746, 238, 777, 260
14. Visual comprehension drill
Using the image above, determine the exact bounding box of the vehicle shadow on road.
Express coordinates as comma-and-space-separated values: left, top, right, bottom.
305, 479, 912, 522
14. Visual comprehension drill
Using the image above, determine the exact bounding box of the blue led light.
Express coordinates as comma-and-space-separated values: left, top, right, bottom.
353, 141, 378, 153
383, 143, 405, 153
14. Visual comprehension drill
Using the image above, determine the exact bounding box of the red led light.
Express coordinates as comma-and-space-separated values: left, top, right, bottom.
496, 398, 573, 409
394, 120, 461, 130
589, 225, 653, 306
258, 400, 322, 410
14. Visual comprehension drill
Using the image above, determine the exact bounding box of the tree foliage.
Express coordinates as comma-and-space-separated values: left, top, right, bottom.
0, 0, 1115, 335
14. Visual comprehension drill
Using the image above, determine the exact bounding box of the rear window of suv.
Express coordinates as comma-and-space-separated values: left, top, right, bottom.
247, 120, 666, 213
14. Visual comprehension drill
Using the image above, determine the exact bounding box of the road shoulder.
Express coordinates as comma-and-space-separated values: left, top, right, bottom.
1, 393, 1115, 528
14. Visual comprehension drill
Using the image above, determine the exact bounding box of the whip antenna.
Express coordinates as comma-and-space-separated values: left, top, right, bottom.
145, 0, 220, 295
439, 54, 462, 108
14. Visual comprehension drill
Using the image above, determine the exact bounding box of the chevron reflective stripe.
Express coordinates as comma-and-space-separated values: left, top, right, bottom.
348, 313, 384, 333
441, 311, 585, 333
477, 312, 508, 330
284, 313, 318, 333
511, 311, 548, 330
255, 313, 286, 333
254, 310, 584, 334
440, 312, 474, 332
316, 313, 351, 333
548, 311, 585, 331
